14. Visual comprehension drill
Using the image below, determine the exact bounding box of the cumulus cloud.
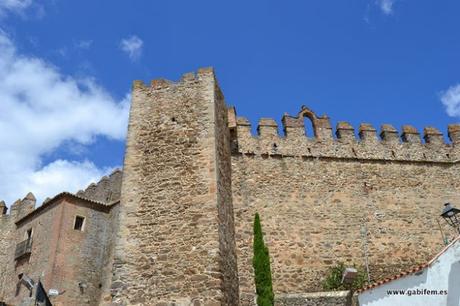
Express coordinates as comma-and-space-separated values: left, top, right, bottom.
120, 35, 143, 61
0, 0, 33, 15
376, 0, 395, 15
75, 39, 93, 50
18, 160, 116, 204
441, 84, 460, 117
0, 31, 130, 206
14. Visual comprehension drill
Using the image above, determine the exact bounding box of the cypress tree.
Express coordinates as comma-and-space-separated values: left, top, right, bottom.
252, 213, 274, 306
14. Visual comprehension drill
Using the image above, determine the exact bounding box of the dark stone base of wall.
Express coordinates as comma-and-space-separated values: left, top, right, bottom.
241, 291, 358, 306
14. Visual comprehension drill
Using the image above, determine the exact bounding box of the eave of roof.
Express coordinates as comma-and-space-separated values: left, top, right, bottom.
357, 234, 460, 293
15, 192, 120, 225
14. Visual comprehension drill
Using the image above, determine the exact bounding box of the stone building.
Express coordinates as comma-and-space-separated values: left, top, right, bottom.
1, 68, 460, 305
0, 170, 122, 306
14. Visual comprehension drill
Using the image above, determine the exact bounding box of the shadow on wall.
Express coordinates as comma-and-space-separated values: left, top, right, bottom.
447, 261, 460, 306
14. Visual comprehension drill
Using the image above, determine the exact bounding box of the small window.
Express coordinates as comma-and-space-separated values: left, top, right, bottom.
24, 228, 32, 241
74, 216, 85, 231
15, 274, 23, 296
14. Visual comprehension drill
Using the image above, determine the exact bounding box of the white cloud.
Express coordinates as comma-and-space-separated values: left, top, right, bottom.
376, 0, 395, 15
441, 84, 460, 117
56, 46, 68, 58
0, 0, 45, 19
0, 0, 33, 15
75, 40, 93, 50
120, 35, 143, 61
19, 160, 115, 204
0, 31, 130, 206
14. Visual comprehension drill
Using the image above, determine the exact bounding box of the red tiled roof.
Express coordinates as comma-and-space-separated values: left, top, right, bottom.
357, 234, 460, 293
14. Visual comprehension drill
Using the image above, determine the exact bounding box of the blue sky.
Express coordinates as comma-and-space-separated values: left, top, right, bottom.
1, 0, 460, 205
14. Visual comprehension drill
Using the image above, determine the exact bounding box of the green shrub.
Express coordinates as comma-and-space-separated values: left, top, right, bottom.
252, 213, 275, 306
322, 262, 367, 291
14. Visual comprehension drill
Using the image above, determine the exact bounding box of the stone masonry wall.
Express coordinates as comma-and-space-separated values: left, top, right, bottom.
230, 106, 460, 300
2, 196, 116, 306
110, 68, 239, 305
0, 211, 14, 302
275, 291, 357, 306
3, 197, 62, 306
77, 169, 122, 203
214, 83, 240, 303
241, 291, 357, 306
100, 203, 121, 304
49, 199, 115, 306
4, 69, 460, 305
0, 194, 36, 303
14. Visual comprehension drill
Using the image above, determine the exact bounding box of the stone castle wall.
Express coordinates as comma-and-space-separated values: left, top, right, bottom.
0, 171, 122, 305
230, 106, 460, 301
0, 194, 35, 302
76, 169, 123, 203
45, 199, 116, 306
110, 68, 239, 305
0, 195, 118, 306
214, 81, 240, 304
3, 68, 460, 305
7, 197, 61, 306
0, 210, 14, 301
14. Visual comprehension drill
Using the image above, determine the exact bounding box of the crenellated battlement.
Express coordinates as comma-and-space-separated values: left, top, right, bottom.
229, 106, 460, 163
1, 169, 122, 221
0, 201, 6, 215
76, 168, 122, 203
131, 67, 216, 93
3, 68, 458, 304
0, 192, 36, 222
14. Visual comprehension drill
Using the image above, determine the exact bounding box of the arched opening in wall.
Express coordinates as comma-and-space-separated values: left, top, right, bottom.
303, 116, 315, 138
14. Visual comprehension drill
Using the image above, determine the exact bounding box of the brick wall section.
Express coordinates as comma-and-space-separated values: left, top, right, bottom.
0, 170, 122, 305
110, 68, 239, 305
48, 199, 116, 305
0, 198, 62, 305
8, 199, 64, 305
0, 196, 117, 306
231, 106, 460, 300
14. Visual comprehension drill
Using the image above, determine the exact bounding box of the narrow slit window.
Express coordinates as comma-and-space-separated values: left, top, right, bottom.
26, 228, 32, 240
15, 273, 23, 296
74, 216, 85, 231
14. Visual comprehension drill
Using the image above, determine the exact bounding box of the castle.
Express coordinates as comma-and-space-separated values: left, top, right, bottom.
1, 67, 459, 305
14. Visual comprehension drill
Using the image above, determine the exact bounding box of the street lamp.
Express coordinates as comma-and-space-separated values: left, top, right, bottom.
440, 203, 460, 234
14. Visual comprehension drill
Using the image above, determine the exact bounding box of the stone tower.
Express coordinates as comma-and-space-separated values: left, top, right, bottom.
110, 68, 239, 305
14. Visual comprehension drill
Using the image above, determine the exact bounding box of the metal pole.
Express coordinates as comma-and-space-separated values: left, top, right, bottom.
360, 224, 371, 283
436, 218, 449, 246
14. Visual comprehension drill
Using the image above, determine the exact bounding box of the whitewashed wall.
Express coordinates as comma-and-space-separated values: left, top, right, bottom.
359, 239, 460, 306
